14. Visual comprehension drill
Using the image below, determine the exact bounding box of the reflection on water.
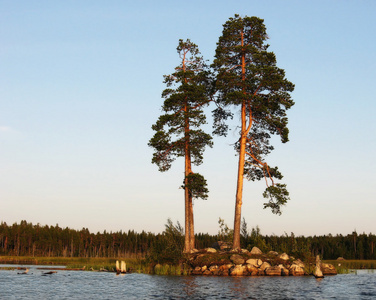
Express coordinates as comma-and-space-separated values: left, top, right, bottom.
1, 265, 376, 299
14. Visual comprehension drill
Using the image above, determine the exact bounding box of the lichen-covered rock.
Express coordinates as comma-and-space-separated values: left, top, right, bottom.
321, 263, 337, 275
289, 264, 304, 276
246, 264, 259, 276
250, 247, 262, 255
259, 262, 271, 271
265, 266, 282, 276
279, 253, 290, 261
230, 254, 245, 265
246, 258, 262, 267
230, 265, 246, 276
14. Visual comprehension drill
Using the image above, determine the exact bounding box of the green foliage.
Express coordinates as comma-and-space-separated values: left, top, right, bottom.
263, 183, 290, 215
218, 218, 233, 242
148, 39, 213, 172
181, 173, 209, 200
147, 219, 185, 265
212, 14, 294, 213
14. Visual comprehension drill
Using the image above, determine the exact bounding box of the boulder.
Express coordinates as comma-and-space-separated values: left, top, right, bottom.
268, 251, 279, 256
201, 265, 207, 272
292, 259, 305, 268
230, 265, 246, 276
192, 266, 202, 275
265, 266, 282, 276
230, 254, 245, 265
279, 264, 290, 276
203, 269, 212, 275
289, 264, 305, 276
279, 253, 290, 261
321, 263, 337, 275
246, 258, 262, 267
209, 265, 218, 271
212, 241, 232, 250
246, 264, 259, 276
205, 247, 217, 253
250, 247, 262, 255
257, 269, 266, 276
218, 264, 232, 276
259, 262, 271, 271
313, 255, 324, 278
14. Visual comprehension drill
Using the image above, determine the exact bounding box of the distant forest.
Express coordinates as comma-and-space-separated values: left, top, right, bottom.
0, 220, 375, 260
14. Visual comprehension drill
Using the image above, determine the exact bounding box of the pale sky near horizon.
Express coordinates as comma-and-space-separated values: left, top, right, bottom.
1, 1, 376, 237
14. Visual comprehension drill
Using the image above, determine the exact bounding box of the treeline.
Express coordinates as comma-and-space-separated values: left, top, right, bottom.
0, 220, 375, 260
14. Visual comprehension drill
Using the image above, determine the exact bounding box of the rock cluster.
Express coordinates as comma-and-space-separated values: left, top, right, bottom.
187, 247, 337, 277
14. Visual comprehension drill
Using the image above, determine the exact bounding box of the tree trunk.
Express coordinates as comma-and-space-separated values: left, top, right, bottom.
233, 102, 247, 250
233, 30, 248, 250
189, 195, 195, 250
183, 100, 193, 253
184, 173, 190, 252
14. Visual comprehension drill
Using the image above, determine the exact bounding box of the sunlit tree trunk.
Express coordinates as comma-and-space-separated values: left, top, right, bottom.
233, 30, 251, 250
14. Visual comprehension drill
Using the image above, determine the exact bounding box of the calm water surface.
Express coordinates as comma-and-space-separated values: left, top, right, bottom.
1, 265, 375, 299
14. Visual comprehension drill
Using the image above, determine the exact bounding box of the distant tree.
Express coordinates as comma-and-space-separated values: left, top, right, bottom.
148, 39, 212, 252
212, 15, 295, 249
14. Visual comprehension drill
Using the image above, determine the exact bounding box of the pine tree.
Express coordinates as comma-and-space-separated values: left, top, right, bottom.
149, 39, 212, 252
212, 15, 295, 249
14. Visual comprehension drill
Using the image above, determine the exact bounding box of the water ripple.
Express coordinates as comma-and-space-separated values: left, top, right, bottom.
0, 266, 375, 299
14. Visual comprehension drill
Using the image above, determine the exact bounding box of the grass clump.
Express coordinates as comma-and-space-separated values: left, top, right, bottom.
324, 260, 376, 272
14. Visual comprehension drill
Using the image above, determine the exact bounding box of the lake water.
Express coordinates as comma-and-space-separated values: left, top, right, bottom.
1, 265, 375, 299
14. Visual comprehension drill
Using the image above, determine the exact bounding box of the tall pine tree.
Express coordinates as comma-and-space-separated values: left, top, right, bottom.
149, 39, 212, 252
212, 15, 295, 250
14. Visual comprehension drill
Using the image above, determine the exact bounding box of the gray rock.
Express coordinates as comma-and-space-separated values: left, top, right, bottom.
279, 253, 289, 260
250, 247, 262, 255
313, 255, 324, 278
246, 258, 262, 267
289, 264, 304, 276
259, 262, 271, 271
321, 263, 337, 275
230, 254, 245, 265
265, 266, 282, 276
278, 264, 290, 276
230, 265, 246, 276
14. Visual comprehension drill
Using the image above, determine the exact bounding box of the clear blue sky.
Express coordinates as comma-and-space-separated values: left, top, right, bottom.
1, 0, 375, 236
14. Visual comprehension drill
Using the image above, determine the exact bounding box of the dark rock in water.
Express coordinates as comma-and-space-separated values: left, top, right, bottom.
42, 271, 57, 276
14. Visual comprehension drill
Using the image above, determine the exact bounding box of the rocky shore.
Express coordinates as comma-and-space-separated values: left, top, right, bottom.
177, 246, 337, 277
